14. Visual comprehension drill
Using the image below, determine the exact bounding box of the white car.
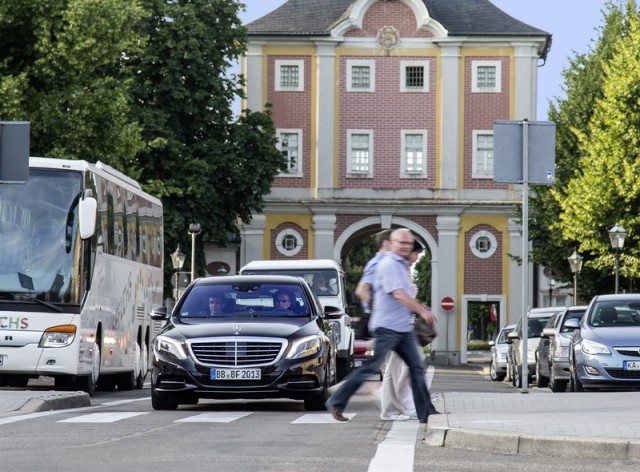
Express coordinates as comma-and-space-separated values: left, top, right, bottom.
489, 324, 516, 381
507, 307, 564, 388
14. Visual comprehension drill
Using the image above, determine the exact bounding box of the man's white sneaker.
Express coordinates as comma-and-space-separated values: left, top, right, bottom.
380, 414, 410, 421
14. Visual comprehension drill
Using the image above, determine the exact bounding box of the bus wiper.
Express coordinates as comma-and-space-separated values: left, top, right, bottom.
22, 294, 63, 313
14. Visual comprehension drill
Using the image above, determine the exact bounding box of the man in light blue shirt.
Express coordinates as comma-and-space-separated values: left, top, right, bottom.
326, 228, 438, 423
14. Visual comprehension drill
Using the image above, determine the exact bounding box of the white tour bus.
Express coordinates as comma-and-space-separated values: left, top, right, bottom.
0, 157, 163, 394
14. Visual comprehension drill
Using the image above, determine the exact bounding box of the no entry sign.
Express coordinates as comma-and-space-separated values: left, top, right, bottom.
440, 296, 455, 312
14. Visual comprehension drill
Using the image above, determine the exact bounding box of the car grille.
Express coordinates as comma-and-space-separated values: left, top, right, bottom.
604, 368, 640, 380
614, 347, 640, 358
189, 338, 285, 367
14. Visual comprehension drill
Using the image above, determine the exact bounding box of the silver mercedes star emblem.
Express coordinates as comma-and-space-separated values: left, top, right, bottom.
233, 325, 241, 335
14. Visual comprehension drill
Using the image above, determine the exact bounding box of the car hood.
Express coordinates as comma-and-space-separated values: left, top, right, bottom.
161, 317, 315, 340
583, 326, 640, 345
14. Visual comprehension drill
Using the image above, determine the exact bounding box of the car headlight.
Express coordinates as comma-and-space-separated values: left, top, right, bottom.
581, 339, 611, 355
39, 325, 76, 348
287, 335, 321, 360
154, 335, 188, 360
554, 345, 569, 358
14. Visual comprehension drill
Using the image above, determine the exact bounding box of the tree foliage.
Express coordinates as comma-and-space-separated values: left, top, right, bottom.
1, 0, 287, 296
529, 0, 633, 297
558, 0, 640, 286
0, 0, 146, 167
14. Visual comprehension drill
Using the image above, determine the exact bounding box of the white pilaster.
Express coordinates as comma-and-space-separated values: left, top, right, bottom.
245, 42, 265, 112
315, 42, 337, 198
439, 44, 461, 190
312, 213, 337, 259
240, 213, 266, 266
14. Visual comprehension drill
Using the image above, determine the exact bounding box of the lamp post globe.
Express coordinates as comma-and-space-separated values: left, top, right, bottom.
567, 249, 583, 305
170, 245, 186, 300
188, 223, 202, 283
608, 223, 626, 294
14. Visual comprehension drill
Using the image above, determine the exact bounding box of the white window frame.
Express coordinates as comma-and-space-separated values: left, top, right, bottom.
275, 228, 303, 257
471, 60, 501, 93
472, 130, 494, 179
275, 59, 304, 92
276, 129, 303, 177
469, 230, 498, 259
400, 60, 429, 92
346, 60, 376, 92
401, 130, 427, 177
346, 130, 373, 178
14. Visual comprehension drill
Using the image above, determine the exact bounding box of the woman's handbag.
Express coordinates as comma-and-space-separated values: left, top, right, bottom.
414, 315, 437, 347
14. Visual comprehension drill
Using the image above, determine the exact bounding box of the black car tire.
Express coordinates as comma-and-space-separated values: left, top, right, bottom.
489, 360, 505, 381
535, 359, 549, 388
304, 373, 330, 411
151, 384, 179, 410
513, 362, 522, 388
570, 364, 584, 392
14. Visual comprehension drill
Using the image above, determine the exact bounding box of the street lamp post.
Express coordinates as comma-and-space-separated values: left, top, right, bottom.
170, 245, 186, 300
188, 223, 202, 283
548, 278, 555, 306
608, 222, 626, 294
567, 249, 584, 305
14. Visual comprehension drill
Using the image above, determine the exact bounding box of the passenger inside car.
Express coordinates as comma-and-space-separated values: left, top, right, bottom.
273, 289, 294, 311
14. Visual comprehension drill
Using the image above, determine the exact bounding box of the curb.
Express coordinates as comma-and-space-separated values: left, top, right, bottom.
426, 422, 640, 461
20, 392, 91, 413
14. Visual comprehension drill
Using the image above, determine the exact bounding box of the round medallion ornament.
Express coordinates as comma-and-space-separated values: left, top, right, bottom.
377, 26, 399, 51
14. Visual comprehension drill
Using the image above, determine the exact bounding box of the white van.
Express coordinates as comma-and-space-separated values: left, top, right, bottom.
240, 259, 355, 380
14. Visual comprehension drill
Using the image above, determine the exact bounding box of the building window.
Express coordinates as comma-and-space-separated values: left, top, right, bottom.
469, 230, 498, 259
472, 60, 501, 93
275, 228, 303, 256
347, 60, 375, 92
347, 131, 373, 177
275, 59, 304, 92
401, 60, 429, 92
277, 129, 302, 176
472, 131, 494, 179
401, 131, 427, 177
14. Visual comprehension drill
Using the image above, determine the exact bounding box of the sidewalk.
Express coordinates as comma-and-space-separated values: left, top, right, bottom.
427, 351, 640, 461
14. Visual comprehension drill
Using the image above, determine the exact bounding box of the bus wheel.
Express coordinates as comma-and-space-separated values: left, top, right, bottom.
78, 343, 100, 395
136, 342, 148, 389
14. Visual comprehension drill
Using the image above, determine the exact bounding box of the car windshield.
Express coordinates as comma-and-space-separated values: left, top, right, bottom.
177, 283, 311, 318
527, 316, 553, 338
587, 301, 640, 327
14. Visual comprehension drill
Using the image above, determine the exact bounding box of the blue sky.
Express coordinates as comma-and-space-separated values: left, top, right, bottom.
239, 0, 609, 118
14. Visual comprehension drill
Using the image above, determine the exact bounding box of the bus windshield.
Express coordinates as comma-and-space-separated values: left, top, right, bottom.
0, 169, 83, 306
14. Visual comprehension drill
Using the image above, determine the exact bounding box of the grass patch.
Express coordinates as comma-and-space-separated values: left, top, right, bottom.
467, 340, 490, 351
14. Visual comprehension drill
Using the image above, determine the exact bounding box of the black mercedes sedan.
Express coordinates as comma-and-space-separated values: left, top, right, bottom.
149, 275, 340, 411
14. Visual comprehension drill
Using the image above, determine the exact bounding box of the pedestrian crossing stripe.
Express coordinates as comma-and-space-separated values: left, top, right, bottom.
174, 412, 252, 423
54, 411, 356, 424
291, 413, 356, 424
59, 412, 148, 423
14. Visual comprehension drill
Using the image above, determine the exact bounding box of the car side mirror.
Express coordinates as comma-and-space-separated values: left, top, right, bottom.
563, 318, 581, 331
507, 331, 519, 342
150, 306, 168, 321
488, 340, 495, 347
541, 327, 554, 338
324, 305, 343, 319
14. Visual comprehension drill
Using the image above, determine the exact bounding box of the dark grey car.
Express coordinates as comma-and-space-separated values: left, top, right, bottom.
149, 275, 340, 410
535, 306, 587, 392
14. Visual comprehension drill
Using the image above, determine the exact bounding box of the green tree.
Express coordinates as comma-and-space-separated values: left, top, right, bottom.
529, 1, 630, 298
0, 0, 146, 169
559, 1, 640, 286
130, 0, 286, 285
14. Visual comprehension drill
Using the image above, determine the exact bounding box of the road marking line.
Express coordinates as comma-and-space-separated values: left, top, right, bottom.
368, 421, 420, 472
175, 412, 252, 423
291, 413, 356, 423
59, 412, 148, 423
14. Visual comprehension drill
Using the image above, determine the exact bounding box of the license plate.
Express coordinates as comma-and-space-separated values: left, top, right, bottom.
624, 361, 640, 371
210, 368, 261, 380
353, 359, 362, 368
